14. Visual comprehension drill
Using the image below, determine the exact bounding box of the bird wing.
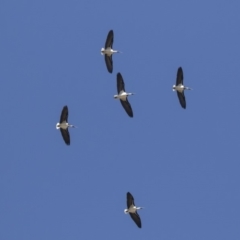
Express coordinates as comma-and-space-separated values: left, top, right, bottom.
60, 106, 68, 123
129, 212, 142, 228
120, 99, 133, 117
105, 30, 114, 49
104, 55, 113, 73
117, 72, 125, 93
177, 91, 186, 109
127, 192, 135, 208
176, 67, 184, 85
60, 128, 70, 145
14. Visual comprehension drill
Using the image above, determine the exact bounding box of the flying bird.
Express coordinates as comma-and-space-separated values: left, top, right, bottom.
114, 73, 134, 117
101, 30, 121, 73
124, 192, 143, 228
56, 106, 76, 145
172, 67, 192, 109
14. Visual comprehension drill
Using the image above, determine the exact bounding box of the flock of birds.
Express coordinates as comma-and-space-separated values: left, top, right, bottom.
55, 29, 193, 228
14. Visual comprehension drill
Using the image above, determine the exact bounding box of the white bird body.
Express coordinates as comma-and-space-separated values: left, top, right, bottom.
124, 206, 143, 214
101, 47, 119, 56
114, 91, 134, 101
56, 122, 75, 130
173, 84, 192, 92
173, 84, 184, 92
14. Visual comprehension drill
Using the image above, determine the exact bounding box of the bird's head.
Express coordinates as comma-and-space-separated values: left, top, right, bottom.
101, 48, 105, 55
172, 85, 176, 91
56, 123, 60, 129
113, 95, 118, 99
124, 209, 128, 214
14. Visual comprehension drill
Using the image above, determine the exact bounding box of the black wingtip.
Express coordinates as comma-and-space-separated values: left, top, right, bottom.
127, 110, 133, 118
181, 104, 186, 109
117, 72, 121, 77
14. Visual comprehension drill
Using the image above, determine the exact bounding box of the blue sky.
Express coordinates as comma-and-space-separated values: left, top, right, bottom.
1, 0, 240, 239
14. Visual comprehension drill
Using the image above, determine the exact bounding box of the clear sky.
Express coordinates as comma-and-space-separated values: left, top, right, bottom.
1, 0, 240, 239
